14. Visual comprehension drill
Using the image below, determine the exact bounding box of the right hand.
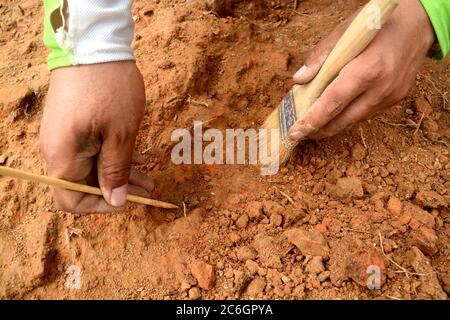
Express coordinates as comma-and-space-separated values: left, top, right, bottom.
39, 61, 155, 213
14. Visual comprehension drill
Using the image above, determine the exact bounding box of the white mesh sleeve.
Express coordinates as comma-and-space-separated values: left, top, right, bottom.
65, 0, 135, 65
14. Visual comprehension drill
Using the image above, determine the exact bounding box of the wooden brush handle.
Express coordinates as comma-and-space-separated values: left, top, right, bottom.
295, 0, 399, 110
0, 166, 179, 210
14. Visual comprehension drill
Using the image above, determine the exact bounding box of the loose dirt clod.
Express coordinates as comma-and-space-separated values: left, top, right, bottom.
190, 261, 216, 290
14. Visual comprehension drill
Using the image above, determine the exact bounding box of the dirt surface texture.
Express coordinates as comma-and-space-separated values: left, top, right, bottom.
0, 0, 449, 300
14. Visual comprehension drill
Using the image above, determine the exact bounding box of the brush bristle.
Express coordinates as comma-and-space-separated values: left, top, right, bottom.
260, 107, 297, 169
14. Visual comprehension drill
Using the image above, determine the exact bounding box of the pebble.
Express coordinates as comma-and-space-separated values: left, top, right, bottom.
245, 260, 259, 276
331, 177, 364, 199
190, 261, 216, 290
351, 143, 367, 161
236, 246, 257, 262
188, 287, 201, 300
246, 201, 263, 220
284, 228, 329, 256
0, 154, 7, 165
305, 256, 325, 275
415, 190, 448, 209
408, 227, 438, 256
235, 214, 249, 229
387, 196, 402, 215
246, 277, 266, 296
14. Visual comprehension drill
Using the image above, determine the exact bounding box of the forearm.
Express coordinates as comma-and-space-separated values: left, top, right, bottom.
420, 0, 450, 59
43, 0, 135, 71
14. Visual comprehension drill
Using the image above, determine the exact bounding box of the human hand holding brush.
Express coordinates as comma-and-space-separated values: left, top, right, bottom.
288, 0, 435, 141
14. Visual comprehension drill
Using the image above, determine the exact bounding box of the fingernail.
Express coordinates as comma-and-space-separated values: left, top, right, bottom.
294, 65, 308, 79
289, 123, 315, 141
110, 184, 128, 207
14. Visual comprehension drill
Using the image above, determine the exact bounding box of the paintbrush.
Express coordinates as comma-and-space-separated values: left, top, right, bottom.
0, 165, 179, 209
261, 0, 399, 167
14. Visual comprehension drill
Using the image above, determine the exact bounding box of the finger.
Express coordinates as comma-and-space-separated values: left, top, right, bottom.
309, 93, 379, 140
129, 168, 155, 192
293, 9, 359, 84
51, 185, 123, 213
97, 128, 137, 207
288, 63, 369, 141
127, 184, 150, 198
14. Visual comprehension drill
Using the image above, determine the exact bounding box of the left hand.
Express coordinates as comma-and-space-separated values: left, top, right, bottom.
288, 0, 436, 141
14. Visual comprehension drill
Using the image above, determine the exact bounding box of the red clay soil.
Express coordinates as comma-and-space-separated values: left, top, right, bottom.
0, 0, 449, 300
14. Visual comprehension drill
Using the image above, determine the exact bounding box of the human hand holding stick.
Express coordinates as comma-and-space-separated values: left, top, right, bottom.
0, 166, 178, 210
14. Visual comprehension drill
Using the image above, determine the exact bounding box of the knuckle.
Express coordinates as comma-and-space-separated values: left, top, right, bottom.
325, 100, 345, 118
102, 162, 131, 183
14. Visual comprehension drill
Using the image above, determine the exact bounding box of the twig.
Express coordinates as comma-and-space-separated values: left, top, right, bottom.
187, 95, 209, 108
359, 127, 367, 149
182, 201, 187, 217
0, 166, 178, 209
294, 10, 310, 16
274, 186, 294, 204
413, 112, 425, 135
376, 118, 416, 128
343, 228, 372, 235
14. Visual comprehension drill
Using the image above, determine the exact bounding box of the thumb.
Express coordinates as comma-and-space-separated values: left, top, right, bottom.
293, 10, 359, 84
97, 131, 135, 207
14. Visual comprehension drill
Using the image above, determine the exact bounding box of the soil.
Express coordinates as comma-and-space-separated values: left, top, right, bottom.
0, 0, 449, 300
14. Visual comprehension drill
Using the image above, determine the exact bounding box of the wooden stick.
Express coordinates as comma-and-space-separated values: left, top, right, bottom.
0, 166, 179, 210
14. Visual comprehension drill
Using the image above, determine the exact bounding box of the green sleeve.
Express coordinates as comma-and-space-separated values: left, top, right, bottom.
43, 0, 74, 71
420, 0, 450, 60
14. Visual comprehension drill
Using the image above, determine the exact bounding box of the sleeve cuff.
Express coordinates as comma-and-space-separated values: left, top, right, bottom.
44, 0, 135, 71
420, 0, 450, 60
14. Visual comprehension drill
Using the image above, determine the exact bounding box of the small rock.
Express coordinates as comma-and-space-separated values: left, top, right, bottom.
270, 213, 283, 227
410, 247, 447, 299
190, 261, 216, 290
415, 191, 448, 209
236, 246, 257, 262
351, 143, 367, 161
387, 197, 402, 216
188, 287, 201, 300
245, 260, 259, 276
318, 271, 331, 282
246, 201, 263, 220
246, 277, 266, 296
284, 228, 329, 256
252, 234, 286, 269
313, 224, 327, 234
397, 181, 415, 200
283, 207, 306, 228
0, 154, 7, 165
422, 119, 439, 133
403, 202, 435, 228
262, 200, 284, 216
235, 214, 249, 229
329, 237, 386, 288
331, 177, 364, 200
398, 213, 411, 225
415, 97, 433, 116
440, 274, 450, 295
281, 275, 291, 284
408, 227, 438, 256
233, 270, 250, 293
305, 256, 325, 275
